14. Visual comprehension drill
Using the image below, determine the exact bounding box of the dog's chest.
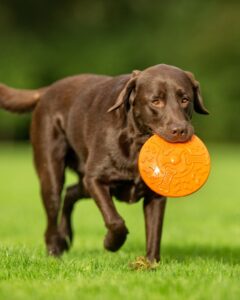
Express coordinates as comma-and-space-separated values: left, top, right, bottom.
103, 130, 150, 202
109, 138, 149, 202
110, 177, 147, 203
107, 131, 148, 176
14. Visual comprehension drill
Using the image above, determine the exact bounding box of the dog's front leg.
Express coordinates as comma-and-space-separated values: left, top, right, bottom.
143, 195, 167, 262
84, 176, 129, 251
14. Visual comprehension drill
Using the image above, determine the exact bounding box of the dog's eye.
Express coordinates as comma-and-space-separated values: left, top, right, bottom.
181, 98, 189, 106
151, 99, 165, 108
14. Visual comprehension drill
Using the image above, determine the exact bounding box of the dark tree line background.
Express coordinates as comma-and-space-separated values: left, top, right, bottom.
0, 0, 239, 142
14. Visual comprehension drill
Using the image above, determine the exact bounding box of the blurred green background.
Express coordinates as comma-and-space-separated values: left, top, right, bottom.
0, 0, 239, 142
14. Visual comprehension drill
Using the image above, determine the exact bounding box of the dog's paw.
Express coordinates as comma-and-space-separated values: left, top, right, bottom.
104, 226, 129, 252
46, 235, 69, 257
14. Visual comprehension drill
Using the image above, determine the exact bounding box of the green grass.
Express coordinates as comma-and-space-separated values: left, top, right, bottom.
0, 143, 240, 300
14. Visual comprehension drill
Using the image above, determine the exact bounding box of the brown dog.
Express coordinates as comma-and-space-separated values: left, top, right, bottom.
0, 64, 208, 261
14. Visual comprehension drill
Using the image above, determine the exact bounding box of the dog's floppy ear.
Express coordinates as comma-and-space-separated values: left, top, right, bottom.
107, 70, 140, 113
185, 71, 209, 115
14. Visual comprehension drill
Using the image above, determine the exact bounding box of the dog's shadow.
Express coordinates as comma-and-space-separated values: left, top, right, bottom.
161, 244, 240, 265
126, 245, 240, 271
69, 244, 240, 266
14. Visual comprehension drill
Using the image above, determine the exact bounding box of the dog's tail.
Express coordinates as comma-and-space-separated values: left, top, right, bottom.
0, 83, 47, 113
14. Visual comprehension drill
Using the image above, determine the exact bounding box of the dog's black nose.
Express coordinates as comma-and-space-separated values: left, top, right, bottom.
170, 124, 188, 138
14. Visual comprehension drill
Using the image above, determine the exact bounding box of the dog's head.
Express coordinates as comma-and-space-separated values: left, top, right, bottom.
108, 64, 209, 143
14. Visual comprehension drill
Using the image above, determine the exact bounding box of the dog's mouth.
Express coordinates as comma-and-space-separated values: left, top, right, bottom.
148, 126, 194, 143
158, 133, 193, 143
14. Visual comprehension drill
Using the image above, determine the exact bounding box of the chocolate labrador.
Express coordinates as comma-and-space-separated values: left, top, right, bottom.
0, 64, 208, 261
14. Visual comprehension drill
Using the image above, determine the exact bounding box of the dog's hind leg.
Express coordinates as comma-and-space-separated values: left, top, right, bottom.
59, 181, 89, 246
31, 113, 69, 256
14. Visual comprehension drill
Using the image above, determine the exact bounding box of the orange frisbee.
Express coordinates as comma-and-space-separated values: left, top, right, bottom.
138, 135, 210, 197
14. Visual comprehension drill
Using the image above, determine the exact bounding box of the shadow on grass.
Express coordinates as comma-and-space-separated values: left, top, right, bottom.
162, 244, 240, 265
67, 243, 240, 266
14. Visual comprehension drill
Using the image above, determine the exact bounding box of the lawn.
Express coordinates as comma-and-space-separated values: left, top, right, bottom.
0, 143, 239, 300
